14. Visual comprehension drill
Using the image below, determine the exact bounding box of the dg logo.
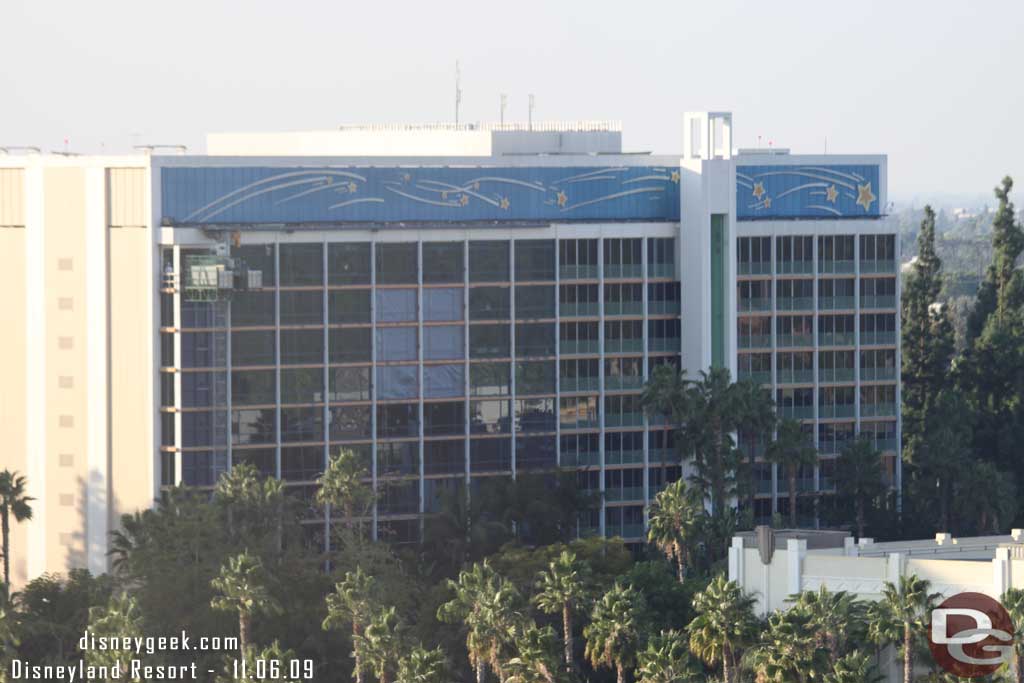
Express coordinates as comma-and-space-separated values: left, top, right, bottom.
928, 592, 1015, 678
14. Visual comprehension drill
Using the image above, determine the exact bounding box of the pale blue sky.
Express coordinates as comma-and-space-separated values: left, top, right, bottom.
2, 0, 1021, 199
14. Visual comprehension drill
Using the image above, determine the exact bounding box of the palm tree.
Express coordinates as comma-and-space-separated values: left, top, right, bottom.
210, 551, 281, 655
765, 418, 818, 527
437, 561, 523, 683
786, 585, 868, 664
533, 551, 590, 666
635, 629, 701, 683
84, 593, 144, 673
317, 448, 374, 523
323, 567, 376, 683
642, 367, 751, 518
836, 436, 885, 539
734, 380, 777, 515
0, 470, 34, 592
868, 574, 940, 683
505, 622, 562, 683
354, 606, 403, 683
743, 609, 829, 683
687, 575, 757, 683
1002, 587, 1024, 683
823, 651, 883, 683
0, 602, 19, 671
396, 645, 448, 683
647, 480, 702, 583
583, 583, 644, 683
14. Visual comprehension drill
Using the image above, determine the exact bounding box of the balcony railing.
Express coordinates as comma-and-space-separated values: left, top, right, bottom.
604, 264, 644, 279
819, 404, 856, 419
819, 368, 855, 383
605, 450, 644, 465
873, 437, 898, 453
606, 522, 645, 538
559, 377, 600, 393
604, 302, 644, 316
778, 405, 815, 419
559, 303, 600, 318
738, 262, 772, 276
605, 487, 645, 503
861, 331, 897, 346
605, 339, 643, 354
777, 369, 815, 384
648, 263, 676, 278
819, 333, 855, 347
561, 417, 600, 431
819, 260, 855, 274
648, 301, 681, 315
560, 340, 600, 355
862, 295, 897, 310
860, 260, 897, 274
777, 260, 815, 275
738, 370, 772, 385
861, 367, 898, 381
819, 296, 855, 311
739, 297, 772, 313
560, 265, 599, 280
648, 338, 680, 353
605, 412, 644, 427
777, 334, 814, 348
561, 452, 601, 467
738, 335, 772, 349
776, 297, 814, 312
861, 402, 897, 417
605, 377, 644, 391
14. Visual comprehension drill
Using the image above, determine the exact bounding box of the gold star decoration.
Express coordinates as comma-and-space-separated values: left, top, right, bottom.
499, 197, 510, 210
556, 191, 568, 208
826, 184, 838, 204
459, 194, 469, 206
856, 182, 876, 212
347, 182, 358, 193
752, 181, 766, 200
763, 197, 772, 209
403, 173, 411, 183
670, 170, 680, 184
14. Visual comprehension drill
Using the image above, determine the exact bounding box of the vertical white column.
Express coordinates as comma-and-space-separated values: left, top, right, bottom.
322, 238, 330, 553
509, 240, 517, 479
172, 245, 183, 486
786, 538, 806, 596
369, 243, 378, 540
597, 237, 606, 537
273, 240, 281, 480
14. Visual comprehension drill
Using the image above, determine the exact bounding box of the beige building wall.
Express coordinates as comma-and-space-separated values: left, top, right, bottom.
0, 157, 154, 589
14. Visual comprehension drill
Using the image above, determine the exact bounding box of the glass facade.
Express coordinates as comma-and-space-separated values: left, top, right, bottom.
161, 236, 680, 543
736, 233, 899, 525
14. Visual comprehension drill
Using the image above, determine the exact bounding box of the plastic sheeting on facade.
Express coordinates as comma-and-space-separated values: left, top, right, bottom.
424, 364, 465, 399
376, 289, 417, 322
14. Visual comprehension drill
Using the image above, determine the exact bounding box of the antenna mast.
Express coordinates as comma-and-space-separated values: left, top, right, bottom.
455, 60, 462, 126
528, 94, 535, 131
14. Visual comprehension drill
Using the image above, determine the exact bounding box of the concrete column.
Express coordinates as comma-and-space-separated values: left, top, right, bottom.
787, 538, 807, 595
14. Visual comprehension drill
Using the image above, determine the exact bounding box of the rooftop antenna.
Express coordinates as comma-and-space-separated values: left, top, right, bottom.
500, 94, 507, 126
454, 60, 462, 126
528, 94, 535, 131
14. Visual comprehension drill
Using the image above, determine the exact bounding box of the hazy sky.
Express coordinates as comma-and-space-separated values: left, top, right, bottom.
2, 0, 1021, 200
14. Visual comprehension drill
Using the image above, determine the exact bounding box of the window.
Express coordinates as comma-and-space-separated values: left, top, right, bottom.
424, 326, 465, 360
377, 403, 419, 438
560, 358, 600, 392
516, 398, 556, 432
469, 287, 510, 320
330, 405, 372, 440
377, 327, 418, 361
604, 356, 643, 389
231, 291, 275, 327
281, 446, 324, 482
281, 407, 324, 442
182, 333, 213, 368
423, 288, 463, 322
424, 439, 465, 474
232, 409, 275, 445
860, 235, 896, 271
424, 401, 465, 436
469, 324, 510, 358
605, 431, 644, 464
515, 323, 556, 358
514, 240, 555, 281
379, 480, 420, 515
328, 243, 371, 284
560, 395, 599, 430
232, 331, 275, 366
280, 329, 323, 365
279, 244, 323, 286
280, 291, 323, 325
777, 351, 814, 383
819, 235, 855, 271
329, 290, 371, 324
776, 315, 813, 347
376, 243, 417, 284
376, 289, 417, 323
329, 327, 371, 363
818, 315, 855, 345
776, 279, 813, 310
423, 242, 464, 283
424, 478, 464, 513
516, 361, 556, 395
470, 438, 511, 472
559, 239, 598, 278
776, 236, 814, 274
604, 394, 642, 426
233, 449, 275, 477
604, 283, 643, 316
232, 244, 276, 286
469, 241, 509, 282
424, 364, 465, 398
232, 370, 275, 405
515, 285, 555, 319
559, 284, 600, 316
181, 372, 212, 407
606, 320, 643, 351
647, 238, 675, 277
560, 433, 599, 467
281, 368, 324, 403
378, 441, 418, 476
516, 436, 556, 471
603, 238, 642, 278
471, 363, 510, 396
737, 353, 771, 383
377, 365, 418, 399
470, 400, 511, 434
181, 301, 215, 329
560, 321, 599, 354
329, 366, 371, 402
737, 236, 771, 275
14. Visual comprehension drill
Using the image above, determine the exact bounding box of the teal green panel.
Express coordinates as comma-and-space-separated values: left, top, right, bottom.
710, 215, 726, 369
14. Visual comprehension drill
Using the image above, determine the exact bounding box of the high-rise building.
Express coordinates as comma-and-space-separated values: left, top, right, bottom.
0, 112, 896, 585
